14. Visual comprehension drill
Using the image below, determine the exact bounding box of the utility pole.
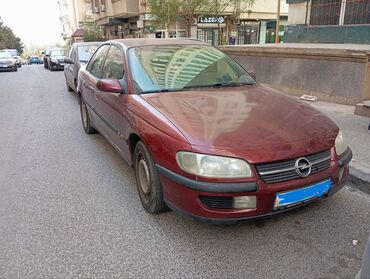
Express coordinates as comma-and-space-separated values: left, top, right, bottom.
275, 0, 280, 43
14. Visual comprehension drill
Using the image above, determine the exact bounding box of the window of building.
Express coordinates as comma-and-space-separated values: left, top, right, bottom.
310, 0, 342, 25
344, 0, 370, 25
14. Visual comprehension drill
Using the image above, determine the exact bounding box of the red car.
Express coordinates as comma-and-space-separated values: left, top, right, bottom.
77, 39, 352, 224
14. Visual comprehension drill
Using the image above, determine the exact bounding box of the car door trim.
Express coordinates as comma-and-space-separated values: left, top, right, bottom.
84, 100, 121, 137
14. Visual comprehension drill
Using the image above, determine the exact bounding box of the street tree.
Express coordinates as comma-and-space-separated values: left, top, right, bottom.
178, 0, 208, 37
207, 0, 256, 44
83, 23, 105, 42
0, 17, 24, 54
146, 0, 181, 37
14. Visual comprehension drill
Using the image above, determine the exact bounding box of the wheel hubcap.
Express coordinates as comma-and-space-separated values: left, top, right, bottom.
81, 103, 88, 128
138, 158, 150, 194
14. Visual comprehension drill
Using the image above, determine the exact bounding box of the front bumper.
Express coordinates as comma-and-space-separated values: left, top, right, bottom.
158, 147, 352, 224
0, 64, 16, 71
50, 61, 64, 70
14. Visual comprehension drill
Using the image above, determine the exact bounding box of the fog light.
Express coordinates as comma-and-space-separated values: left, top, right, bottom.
233, 196, 256, 209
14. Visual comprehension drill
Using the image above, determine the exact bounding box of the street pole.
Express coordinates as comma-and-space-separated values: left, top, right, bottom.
275, 0, 280, 43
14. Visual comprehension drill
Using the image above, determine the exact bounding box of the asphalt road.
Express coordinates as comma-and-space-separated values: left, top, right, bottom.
0, 65, 369, 278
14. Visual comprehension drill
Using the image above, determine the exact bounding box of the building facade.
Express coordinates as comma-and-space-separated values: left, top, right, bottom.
89, 0, 288, 45
58, 0, 95, 44
285, 0, 370, 44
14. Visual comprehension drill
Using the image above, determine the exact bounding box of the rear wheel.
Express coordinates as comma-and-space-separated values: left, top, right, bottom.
80, 99, 96, 134
134, 141, 168, 214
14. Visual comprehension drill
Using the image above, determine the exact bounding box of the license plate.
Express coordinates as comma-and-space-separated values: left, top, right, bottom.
274, 179, 332, 210
2, 65, 8, 68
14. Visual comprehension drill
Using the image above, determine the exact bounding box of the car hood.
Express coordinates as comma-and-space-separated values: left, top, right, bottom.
141, 85, 339, 163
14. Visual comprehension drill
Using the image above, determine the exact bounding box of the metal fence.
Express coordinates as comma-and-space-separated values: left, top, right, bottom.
310, 0, 370, 26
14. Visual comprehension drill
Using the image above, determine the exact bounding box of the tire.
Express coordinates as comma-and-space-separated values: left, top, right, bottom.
66, 78, 73, 92
67, 84, 73, 92
134, 141, 168, 214
80, 99, 96, 134
13, 67, 17, 72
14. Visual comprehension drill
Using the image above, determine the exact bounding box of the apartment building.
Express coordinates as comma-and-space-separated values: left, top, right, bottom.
63, 0, 288, 45
58, 0, 94, 43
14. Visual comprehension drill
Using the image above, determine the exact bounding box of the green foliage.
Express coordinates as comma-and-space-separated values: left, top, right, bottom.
0, 17, 24, 54
146, 0, 181, 29
83, 23, 105, 42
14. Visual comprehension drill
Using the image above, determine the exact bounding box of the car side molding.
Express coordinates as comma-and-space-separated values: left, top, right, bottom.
156, 164, 258, 193
338, 147, 352, 167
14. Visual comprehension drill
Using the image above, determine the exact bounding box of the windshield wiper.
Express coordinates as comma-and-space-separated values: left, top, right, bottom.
183, 82, 254, 89
141, 88, 186, 94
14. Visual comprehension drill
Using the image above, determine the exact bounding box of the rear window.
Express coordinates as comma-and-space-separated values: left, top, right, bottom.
78, 45, 99, 62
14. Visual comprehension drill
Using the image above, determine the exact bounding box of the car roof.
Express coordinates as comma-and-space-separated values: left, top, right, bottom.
107, 38, 208, 48
72, 42, 102, 47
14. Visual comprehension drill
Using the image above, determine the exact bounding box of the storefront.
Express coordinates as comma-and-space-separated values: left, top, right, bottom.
237, 21, 259, 44
196, 16, 226, 45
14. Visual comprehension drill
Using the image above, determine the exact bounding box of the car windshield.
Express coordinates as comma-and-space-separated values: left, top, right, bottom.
50, 49, 66, 57
0, 52, 12, 59
78, 45, 99, 62
128, 45, 256, 94
4, 50, 18, 56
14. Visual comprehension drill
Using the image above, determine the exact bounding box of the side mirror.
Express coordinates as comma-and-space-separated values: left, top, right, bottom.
97, 79, 124, 94
64, 58, 73, 64
249, 71, 257, 81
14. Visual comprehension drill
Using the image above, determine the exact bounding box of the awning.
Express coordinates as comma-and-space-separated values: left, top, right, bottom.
71, 28, 86, 37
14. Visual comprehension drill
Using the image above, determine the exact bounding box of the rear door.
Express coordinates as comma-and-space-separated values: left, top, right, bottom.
81, 44, 110, 132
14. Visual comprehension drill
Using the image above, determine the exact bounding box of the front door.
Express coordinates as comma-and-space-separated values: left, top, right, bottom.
94, 44, 130, 161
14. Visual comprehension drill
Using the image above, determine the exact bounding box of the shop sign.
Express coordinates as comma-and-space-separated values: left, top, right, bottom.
198, 16, 225, 24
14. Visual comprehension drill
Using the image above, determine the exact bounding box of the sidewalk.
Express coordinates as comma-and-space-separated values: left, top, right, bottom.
303, 99, 370, 193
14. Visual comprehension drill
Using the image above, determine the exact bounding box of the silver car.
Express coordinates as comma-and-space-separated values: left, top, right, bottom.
0, 51, 17, 72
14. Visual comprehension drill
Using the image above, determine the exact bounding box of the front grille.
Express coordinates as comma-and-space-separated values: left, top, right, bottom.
255, 149, 331, 184
199, 196, 233, 209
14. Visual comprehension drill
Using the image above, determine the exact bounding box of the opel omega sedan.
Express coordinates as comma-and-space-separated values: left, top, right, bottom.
77, 39, 352, 224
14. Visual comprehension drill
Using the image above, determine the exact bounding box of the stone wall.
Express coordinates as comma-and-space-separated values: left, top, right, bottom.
220, 44, 370, 105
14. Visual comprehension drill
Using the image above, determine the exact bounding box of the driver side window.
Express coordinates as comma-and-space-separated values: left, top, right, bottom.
87, 45, 110, 79
102, 45, 125, 80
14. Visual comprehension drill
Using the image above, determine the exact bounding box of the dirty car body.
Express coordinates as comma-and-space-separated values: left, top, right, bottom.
77, 39, 352, 224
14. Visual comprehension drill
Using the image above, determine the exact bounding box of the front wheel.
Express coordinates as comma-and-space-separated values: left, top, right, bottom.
80, 99, 96, 134
134, 141, 168, 214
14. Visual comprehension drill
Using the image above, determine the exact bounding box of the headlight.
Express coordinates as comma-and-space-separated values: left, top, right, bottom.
51, 58, 58, 63
176, 151, 252, 178
335, 129, 348, 156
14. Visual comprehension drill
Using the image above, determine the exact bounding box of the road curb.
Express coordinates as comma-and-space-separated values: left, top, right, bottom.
347, 166, 370, 195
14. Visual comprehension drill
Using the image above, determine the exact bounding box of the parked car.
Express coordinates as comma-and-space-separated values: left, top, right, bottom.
43, 48, 51, 69
21, 58, 29, 65
64, 42, 101, 92
77, 39, 352, 224
2, 49, 21, 67
0, 51, 17, 72
29, 56, 43, 64
47, 48, 67, 71
356, 235, 370, 279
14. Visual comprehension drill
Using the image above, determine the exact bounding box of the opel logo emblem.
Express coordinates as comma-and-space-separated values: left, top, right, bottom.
295, 157, 312, 178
